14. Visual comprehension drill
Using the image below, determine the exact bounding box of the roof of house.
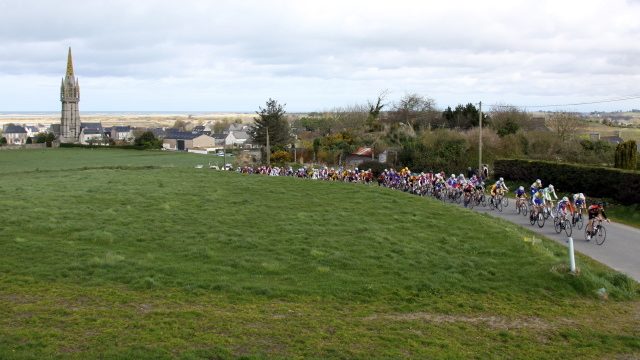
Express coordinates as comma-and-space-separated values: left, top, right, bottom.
4, 125, 27, 134
81, 122, 103, 129
228, 123, 248, 132
112, 126, 132, 132
164, 131, 200, 140
601, 136, 624, 144
82, 129, 103, 135
193, 125, 205, 131
233, 131, 250, 140
211, 133, 228, 140
25, 126, 40, 132
352, 147, 373, 156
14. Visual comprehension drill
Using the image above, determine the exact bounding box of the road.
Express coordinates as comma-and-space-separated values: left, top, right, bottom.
464, 199, 640, 282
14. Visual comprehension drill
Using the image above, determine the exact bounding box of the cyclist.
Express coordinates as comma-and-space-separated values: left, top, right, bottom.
530, 179, 542, 198
463, 180, 474, 207
515, 185, 528, 208
531, 189, 545, 219
586, 202, 610, 241
573, 193, 586, 212
542, 184, 558, 216
556, 196, 572, 222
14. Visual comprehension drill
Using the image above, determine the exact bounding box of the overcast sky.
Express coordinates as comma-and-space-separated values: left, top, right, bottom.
1, 0, 639, 112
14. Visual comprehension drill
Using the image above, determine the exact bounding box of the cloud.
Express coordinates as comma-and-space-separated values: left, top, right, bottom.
0, 0, 639, 111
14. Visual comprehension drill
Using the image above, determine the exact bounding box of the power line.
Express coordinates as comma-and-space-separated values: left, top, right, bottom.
488, 95, 640, 109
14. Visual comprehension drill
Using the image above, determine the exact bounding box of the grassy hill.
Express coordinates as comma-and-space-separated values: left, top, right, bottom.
0, 149, 638, 359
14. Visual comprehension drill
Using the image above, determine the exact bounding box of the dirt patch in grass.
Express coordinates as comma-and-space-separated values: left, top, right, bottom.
364, 312, 564, 330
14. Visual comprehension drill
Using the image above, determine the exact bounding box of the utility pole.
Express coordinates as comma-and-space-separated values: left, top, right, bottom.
478, 101, 483, 179
265, 127, 270, 165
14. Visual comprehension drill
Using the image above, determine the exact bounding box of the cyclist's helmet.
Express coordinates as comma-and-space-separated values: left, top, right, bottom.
579, 193, 585, 199
499, 177, 504, 182
451, 174, 455, 178
548, 184, 554, 191
536, 179, 542, 185
562, 196, 569, 202
538, 188, 543, 193
519, 186, 524, 191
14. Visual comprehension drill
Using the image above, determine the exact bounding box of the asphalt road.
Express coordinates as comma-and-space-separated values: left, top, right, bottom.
464, 199, 640, 282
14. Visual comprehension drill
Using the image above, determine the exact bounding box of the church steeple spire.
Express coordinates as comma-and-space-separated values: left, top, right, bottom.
66, 47, 74, 78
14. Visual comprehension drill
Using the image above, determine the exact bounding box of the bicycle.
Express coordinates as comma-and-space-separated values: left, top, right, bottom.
572, 209, 584, 230
491, 194, 503, 212
515, 197, 528, 216
529, 206, 545, 227
585, 218, 607, 245
554, 213, 573, 237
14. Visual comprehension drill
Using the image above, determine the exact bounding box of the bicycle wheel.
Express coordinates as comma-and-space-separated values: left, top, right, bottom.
480, 195, 486, 207
496, 200, 503, 212
537, 213, 545, 228
576, 214, 584, 230
595, 225, 606, 245
516, 202, 521, 214
522, 204, 528, 217
564, 219, 572, 237
502, 196, 509, 208
553, 217, 561, 233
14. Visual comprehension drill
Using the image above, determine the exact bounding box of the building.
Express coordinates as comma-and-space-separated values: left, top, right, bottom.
345, 147, 376, 167
79, 123, 105, 145
163, 132, 215, 151
111, 126, 134, 142
60, 48, 81, 143
3, 125, 28, 145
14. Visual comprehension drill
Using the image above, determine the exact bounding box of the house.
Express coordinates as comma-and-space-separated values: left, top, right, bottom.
24, 126, 40, 138
224, 123, 249, 134
232, 130, 252, 147
80, 123, 106, 145
111, 126, 134, 142
163, 132, 215, 151
601, 131, 624, 145
345, 147, 376, 167
211, 133, 228, 147
3, 125, 28, 145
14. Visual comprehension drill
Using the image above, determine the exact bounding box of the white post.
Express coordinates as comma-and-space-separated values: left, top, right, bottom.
568, 237, 576, 273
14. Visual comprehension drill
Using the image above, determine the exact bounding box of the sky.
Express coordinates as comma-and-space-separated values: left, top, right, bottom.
0, 0, 639, 112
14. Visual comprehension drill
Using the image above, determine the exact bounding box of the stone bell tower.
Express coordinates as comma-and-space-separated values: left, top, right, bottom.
60, 47, 81, 143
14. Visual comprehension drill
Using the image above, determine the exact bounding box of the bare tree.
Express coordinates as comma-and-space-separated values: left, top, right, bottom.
390, 93, 438, 131
545, 112, 582, 142
489, 105, 531, 136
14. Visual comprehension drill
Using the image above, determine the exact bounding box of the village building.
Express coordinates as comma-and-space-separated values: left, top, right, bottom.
3, 125, 28, 145
163, 132, 215, 151
79, 123, 105, 145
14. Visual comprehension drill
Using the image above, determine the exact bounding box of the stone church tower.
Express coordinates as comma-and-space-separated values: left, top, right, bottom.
60, 47, 80, 143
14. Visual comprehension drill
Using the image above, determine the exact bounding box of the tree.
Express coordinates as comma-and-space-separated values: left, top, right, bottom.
0, 137, 6, 146
390, 93, 438, 131
614, 140, 638, 170
25, 137, 32, 144
172, 119, 188, 131
489, 106, 530, 137
249, 98, 292, 148
545, 112, 582, 142
442, 103, 481, 129
366, 90, 388, 131
134, 131, 162, 149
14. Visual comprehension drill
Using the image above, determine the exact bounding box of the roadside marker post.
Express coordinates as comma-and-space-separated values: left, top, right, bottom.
568, 237, 576, 273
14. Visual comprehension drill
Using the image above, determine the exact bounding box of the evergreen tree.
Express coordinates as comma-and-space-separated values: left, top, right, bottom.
249, 98, 291, 147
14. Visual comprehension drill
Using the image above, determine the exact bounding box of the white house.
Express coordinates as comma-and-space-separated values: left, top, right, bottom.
111, 126, 134, 142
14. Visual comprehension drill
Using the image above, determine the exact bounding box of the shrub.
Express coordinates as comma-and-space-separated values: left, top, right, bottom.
270, 150, 291, 164
494, 159, 640, 204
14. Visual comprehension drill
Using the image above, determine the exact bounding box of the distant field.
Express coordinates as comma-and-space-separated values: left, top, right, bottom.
0, 112, 255, 128
0, 149, 638, 359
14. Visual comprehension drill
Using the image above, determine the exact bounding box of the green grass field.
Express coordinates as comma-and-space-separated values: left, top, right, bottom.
0, 149, 638, 359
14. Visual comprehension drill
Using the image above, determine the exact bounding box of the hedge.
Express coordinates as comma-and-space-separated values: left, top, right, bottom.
59, 143, 146, 150
494, 159, 640, 205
